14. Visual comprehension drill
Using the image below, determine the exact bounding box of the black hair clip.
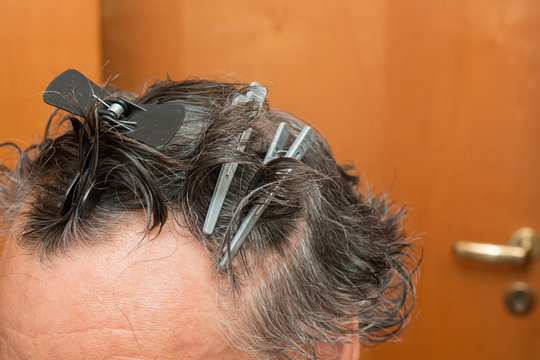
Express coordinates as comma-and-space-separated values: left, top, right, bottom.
43, 69, 186, 217
43, 69, 185, 148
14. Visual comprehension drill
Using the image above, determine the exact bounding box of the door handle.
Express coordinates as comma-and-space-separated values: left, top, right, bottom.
453, 227, 539, 265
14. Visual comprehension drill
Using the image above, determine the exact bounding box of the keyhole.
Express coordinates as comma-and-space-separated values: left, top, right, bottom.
505, 282, 535, 316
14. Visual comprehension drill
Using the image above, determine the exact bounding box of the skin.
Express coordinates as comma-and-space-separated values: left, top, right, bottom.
0, 215, 359, 360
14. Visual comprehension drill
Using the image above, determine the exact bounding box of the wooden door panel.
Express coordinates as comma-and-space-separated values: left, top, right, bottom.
0, 0, 102, 145
378, 1, 540, 358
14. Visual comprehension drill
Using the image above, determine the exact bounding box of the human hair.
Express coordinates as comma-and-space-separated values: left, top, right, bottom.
0, 77, 420, 360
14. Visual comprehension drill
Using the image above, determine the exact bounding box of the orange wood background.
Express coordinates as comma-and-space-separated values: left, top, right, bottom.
1, 0, 539, 359
0, 0, 102, 153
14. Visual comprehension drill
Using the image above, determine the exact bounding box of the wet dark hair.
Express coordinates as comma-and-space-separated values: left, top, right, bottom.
0, 78, 420, 359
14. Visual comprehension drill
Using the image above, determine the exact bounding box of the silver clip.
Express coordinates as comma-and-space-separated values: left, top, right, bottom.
263, 122, 290, 164
284, 126, 315, 160
219, 125, 315, 269
232, 82, 267, 108
203, 82, 267, 235
203, 128, 252, 235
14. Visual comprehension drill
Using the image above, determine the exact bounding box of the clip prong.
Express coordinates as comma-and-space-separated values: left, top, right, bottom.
244, 82, 267, 108
284, 126, 315, 160
203, 128, 253, 235
203, 83, 268, 235
263, 122, 290, 164
219, 126, 315, 269
232, 82, 267, 108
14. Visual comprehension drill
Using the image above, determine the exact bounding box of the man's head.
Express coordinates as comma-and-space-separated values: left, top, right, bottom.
0, 77, 418, 359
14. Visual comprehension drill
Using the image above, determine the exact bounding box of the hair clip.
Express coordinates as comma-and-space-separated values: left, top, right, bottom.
203, 82, 268, 235
43, 69, 185, 148
218, 125, 315, 270
203, 128, 252, 234
232, 82, 267, 107
43, 69, 187, 217
263, 122, 290, 163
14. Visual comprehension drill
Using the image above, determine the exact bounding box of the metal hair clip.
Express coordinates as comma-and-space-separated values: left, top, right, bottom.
263, 122, 290, 163
203, 82, 267, 235
232, 82, 267, 108
218, 124, 315, 269
203, 128, 253, 234
43, 69, 185, 148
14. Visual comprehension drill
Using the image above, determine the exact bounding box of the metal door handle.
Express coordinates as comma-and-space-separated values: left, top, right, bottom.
453, 227, 539, 265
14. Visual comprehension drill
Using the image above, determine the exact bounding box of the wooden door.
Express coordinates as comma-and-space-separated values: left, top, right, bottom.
102, 1, 540, 359
367, 1, 540, 359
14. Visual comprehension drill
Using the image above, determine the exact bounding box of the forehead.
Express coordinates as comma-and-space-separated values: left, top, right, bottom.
0, 221, 231, 359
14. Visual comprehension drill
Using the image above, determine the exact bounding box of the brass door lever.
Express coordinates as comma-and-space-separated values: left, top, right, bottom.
453, 228, 539, 265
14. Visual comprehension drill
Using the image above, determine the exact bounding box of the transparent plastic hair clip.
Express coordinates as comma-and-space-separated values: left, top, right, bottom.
203, 83, 267, 235
218, 125, 315, 270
